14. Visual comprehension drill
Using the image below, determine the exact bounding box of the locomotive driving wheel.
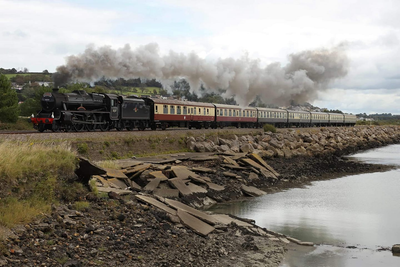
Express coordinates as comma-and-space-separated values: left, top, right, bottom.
85, 114, 97, 131
98, 115, 109, 131
73, 123, 85, 132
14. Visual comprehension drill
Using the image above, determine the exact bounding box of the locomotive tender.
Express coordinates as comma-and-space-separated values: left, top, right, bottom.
31, 89, 356, 132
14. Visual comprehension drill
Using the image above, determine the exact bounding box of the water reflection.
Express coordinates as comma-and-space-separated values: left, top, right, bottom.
209, 145, 400, 267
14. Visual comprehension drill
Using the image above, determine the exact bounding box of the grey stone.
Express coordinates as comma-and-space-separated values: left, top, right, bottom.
165, 199, 219, 225
177, 209, 214, 237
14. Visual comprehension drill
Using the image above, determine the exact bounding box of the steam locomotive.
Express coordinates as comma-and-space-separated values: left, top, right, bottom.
31, 89, 356, 132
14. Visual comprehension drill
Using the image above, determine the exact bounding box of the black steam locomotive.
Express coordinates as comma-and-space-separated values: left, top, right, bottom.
32, 88, 152, 132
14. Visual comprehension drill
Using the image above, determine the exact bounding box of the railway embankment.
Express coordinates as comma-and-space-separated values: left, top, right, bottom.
1, 125, 400, 266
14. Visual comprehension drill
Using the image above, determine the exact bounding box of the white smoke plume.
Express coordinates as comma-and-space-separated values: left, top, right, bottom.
54, 43, 349, 106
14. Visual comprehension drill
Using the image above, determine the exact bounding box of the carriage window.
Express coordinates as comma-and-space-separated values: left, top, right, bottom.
246, 110, 249, 117
163, 105, 168, 114
199, 108, 201, 114
191, 108, 194, 114
193, 108, 196, 115
217, 110, 220, 116
170, 105, 175, 114
155, 105, 158, 113
236, 110, 239, 116
229, 110, 231, 116
183, 106, 187, 115
207, 108, 209, 115
224, 109, 227, 116
177, 106, 181, 115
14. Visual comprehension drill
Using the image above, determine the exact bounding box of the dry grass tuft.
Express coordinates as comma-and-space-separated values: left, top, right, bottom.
0, 140, 77, 228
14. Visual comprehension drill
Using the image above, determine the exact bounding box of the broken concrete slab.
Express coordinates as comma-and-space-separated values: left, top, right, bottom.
153, 188, 180, 198
211, 214, 253, 227
105, 168, 129, 179
190, 156, 219, 161
92, 175, 110, 187
148, 171, 168, 181
222, 156, 240, 166
123, 164, 151, 175
220, 164, 248, 170
240, 158, 277, 179
76, 157, 107, 184
108, 178, 129, 189
190, 167, 217, 173
136, 195, 177, 216
97, 187, 133, 195
188, 174, 211, 184
205, 182, 225, 191
127, 180, 142, 191
143, 178, 161, 192
165, 199, 219, 225
187, 183, 208, 194
171, 166, 196, 179
248, 153, 280, 177
241, 185, 266, 197
177, 209, 214, 237
169, 179, 193, 196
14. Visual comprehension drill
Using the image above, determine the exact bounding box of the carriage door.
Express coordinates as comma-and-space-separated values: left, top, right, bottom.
110, 98, 119, 120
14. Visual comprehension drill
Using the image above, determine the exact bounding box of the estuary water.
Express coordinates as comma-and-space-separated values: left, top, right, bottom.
210, 144, 400, 267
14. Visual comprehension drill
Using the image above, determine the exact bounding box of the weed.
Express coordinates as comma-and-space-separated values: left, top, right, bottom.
89, 179, 99, 195
77, 142, 88, 154
110, 151, 119, 159
74, 201, 90, 211
99, 150, 104, 154
104, 141, 110, 147
263, 124, 277, 133
47, 240, 55, 245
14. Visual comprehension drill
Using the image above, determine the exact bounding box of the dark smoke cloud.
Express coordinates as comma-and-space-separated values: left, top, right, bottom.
54, 43, 349, 106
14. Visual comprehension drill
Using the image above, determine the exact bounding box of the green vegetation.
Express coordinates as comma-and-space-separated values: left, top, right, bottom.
74, 201, 90, 211
263, 124, 277, 133
356, 120, 400, 126
77, 142, 89, 154
0, 74, 19, 123
0, 141, 77, 228
0, 117, 32, 130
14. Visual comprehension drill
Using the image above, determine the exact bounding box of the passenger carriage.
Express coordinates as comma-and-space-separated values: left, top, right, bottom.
144, 98, 215, 130
287, 110, 311, 127
328, 113, 345, 126
311, 112, 329, 127
256, 107, 287, 128
214, 104, 257, 128
344, 114, 357, 126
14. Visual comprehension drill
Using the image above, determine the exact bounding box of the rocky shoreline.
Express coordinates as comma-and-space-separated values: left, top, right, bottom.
1, 126, 399, 267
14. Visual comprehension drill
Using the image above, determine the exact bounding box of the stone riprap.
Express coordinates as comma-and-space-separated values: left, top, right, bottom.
187, 126, 400, 158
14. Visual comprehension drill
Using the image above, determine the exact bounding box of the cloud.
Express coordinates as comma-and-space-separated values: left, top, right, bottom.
315, 88, 400, 115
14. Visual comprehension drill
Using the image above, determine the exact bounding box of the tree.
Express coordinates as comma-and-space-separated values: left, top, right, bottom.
0, 74, 19, 123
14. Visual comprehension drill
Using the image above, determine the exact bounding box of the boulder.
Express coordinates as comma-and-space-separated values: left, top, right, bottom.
240, 143, 254, 153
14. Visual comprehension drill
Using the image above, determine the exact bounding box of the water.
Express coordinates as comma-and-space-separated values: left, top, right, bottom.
209, 144, 400, 266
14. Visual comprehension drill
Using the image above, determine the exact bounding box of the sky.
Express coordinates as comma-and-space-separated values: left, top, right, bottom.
1, 0, 400, 114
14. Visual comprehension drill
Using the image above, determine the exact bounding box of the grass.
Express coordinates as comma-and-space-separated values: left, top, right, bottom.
74, 201, 90, 211
0, 118, 33, 131
0, 140, 77, 228
263, 124, 277, 133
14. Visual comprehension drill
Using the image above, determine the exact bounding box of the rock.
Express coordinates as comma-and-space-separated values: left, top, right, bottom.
194, 143, 206, 152
240, 143, 254, 153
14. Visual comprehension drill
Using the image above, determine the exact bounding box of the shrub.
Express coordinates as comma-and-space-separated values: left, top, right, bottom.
77, 143, 88, 154
74, 201, 90, 211
263, 124, 277, 133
